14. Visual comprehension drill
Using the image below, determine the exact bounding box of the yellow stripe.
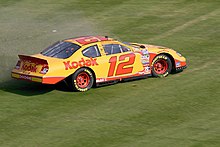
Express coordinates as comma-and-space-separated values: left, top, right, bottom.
12, 72, 42, 83
11, 73, 20, 78
31, 77, 42, 82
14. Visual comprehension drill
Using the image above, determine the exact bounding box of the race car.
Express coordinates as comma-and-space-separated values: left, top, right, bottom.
11, 36, 187, 92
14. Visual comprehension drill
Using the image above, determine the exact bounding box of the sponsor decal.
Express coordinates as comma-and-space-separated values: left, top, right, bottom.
176, 62, 181, 67
145, 66, 151, 71
163, 72, 169, 77
84, 69, 92, 76
138, 71, 145, 75
74, 79, 88, 92
141, 58, 149, 65
21, 61, 37, 72
15, 61, 21, 69
141, 49, 149, 55
40, 65, 49, 74
141, 49, 149, 65
40, 67, 49, 74
15, 65, 20, 69
96, 78, 105, 82
63, 58, 98, 70
152, 56, 167, 65
138, 66, 151, 75
19, 75, 31, 80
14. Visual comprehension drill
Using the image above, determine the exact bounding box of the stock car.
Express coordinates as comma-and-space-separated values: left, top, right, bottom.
11, 36, 187, 92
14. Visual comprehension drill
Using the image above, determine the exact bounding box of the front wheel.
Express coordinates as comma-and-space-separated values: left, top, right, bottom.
152, 54, 172, 77
69, 68, 94, 92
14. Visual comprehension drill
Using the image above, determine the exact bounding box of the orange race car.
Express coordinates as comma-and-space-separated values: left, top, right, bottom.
11, 36, 187, 91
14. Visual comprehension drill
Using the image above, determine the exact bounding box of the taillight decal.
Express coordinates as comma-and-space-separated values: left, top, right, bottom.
15, 60, 21, 69
40, 65, 49, 74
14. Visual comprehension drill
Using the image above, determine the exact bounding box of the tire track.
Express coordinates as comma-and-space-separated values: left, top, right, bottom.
186, 59, 219, 73
148, 9, 220, 41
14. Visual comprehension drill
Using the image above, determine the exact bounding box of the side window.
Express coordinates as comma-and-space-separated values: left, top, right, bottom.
120, 45, 131, 52
82, 45, 101, 58
103, 44, 122, 55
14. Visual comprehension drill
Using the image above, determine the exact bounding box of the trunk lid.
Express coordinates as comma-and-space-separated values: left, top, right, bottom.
16, 55, 49, 74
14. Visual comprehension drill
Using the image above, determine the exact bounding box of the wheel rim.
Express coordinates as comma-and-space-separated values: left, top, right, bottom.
76, 72, 90, 88
153, 59, 168, 74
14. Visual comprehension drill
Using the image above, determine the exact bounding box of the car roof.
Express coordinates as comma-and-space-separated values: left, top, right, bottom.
64, 36, 114, 46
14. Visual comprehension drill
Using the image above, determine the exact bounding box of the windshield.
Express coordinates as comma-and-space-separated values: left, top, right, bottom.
41, 41, 81, 59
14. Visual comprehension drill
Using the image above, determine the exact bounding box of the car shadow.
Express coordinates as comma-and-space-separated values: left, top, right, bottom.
171, 70, 184, 75
1, 71, 184, 96
0, 79, 71, 96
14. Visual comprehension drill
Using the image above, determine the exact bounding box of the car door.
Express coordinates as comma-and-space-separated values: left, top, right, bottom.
95, 41, 144, 81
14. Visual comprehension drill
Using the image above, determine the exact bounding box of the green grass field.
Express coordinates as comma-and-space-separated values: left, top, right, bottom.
0, 0, 220, 146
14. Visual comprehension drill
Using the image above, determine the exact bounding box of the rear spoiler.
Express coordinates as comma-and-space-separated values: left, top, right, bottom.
18, 54, 48, 64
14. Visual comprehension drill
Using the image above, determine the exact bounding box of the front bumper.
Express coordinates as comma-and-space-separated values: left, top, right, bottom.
176, 65, 187, 72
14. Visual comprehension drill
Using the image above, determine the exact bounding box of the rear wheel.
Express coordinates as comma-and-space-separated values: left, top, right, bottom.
152, 54, 172, 77
69, 68, 94, 92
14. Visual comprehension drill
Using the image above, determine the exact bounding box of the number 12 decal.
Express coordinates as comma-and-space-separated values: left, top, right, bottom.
108, 53, 136, 77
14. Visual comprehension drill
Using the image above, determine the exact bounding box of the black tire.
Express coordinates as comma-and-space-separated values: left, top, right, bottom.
152, 54, 172, 77
69, 68, 94, 92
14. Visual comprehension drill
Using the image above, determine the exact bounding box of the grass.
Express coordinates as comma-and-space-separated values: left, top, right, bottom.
0, 0, 220, 146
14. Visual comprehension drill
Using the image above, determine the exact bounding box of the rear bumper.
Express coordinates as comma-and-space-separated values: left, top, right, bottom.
11, 72, 42, 83
11, 72, 65, 84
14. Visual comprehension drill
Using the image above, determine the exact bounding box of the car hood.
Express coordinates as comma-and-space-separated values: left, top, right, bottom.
129, 42, 170, 51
